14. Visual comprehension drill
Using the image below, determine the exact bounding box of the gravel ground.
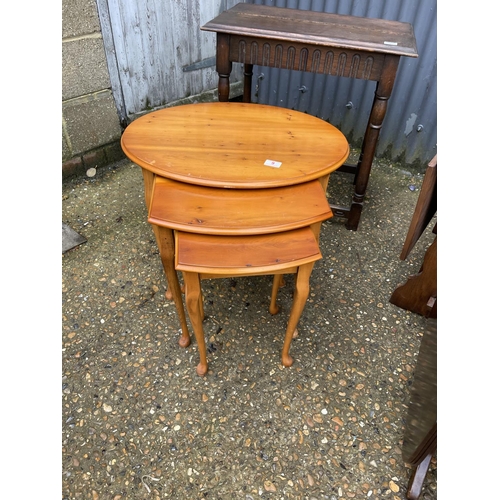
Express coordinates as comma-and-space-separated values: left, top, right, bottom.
62, 155, 437, 500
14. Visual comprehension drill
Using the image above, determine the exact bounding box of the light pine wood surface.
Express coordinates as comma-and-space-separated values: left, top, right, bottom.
148, 177, 332, 235
121, 102, 349, 188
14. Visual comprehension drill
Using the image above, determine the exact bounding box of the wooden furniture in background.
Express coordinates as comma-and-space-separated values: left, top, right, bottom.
390, 157, 437, 495
390, 235, 436, 318
390, 156, 437, 318
175, 228, 323, 375
402, 318, 437, 499
202, 3, 418, 230
400, 156, 437, 260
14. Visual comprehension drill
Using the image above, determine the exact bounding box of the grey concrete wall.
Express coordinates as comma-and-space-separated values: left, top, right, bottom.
62, 0, 124, 179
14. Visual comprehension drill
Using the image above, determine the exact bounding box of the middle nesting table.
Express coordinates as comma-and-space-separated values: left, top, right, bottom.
120, 102, 350, 356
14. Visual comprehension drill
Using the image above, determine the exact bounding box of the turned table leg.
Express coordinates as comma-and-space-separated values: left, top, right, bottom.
243, 63, 253, 102
216, 33, 231, 102
347, 55, 400, 231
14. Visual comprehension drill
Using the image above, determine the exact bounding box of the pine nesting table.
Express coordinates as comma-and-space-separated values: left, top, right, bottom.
121, 102, 349, 356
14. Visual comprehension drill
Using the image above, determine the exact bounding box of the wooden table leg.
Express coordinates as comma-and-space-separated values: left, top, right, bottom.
216, 33, 231, 102
216, 33, 253, 103
243, 63, 253, 102
269, 274, 282, 316
401, 318, 437, 498
183, 272, 208, 376
400, 156, 437, 260
281, 261, 315, 367
406, 452, 433, 500
151, 225, 191, 348
141, 169, 191, 347
346, 55, 400, 230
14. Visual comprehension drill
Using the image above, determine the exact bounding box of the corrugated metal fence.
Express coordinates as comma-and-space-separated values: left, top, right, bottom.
247, 0, 437, 166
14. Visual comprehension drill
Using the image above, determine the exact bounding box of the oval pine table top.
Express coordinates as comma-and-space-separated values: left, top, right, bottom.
121, 102, 349, 189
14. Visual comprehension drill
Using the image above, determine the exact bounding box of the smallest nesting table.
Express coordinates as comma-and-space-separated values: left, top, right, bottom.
175, 226, 324, 375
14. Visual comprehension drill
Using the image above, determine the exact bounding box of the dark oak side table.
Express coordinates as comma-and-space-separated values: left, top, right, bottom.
202, 3, 418, 230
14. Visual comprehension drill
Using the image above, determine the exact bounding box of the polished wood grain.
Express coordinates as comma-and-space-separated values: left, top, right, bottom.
202, 3, 418, 58
175, 227, 322, 375
148, 177, 333, 236
121, 102, 347, 350
175, 228, 322, 275
121, 102, 349, 189
147, 174, 332, 348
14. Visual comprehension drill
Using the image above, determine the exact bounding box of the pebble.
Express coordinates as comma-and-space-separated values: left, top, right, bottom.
390, 480, 400, 492
332, 416, 344, 426
264, 480, 276, 492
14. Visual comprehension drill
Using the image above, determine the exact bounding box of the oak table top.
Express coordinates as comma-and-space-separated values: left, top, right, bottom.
200, 3, 418, 230
201, 2, 418, 59
121, 102, 349, 189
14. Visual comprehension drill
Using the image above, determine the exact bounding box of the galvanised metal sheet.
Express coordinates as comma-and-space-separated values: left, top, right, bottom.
248, 0, 437, 166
